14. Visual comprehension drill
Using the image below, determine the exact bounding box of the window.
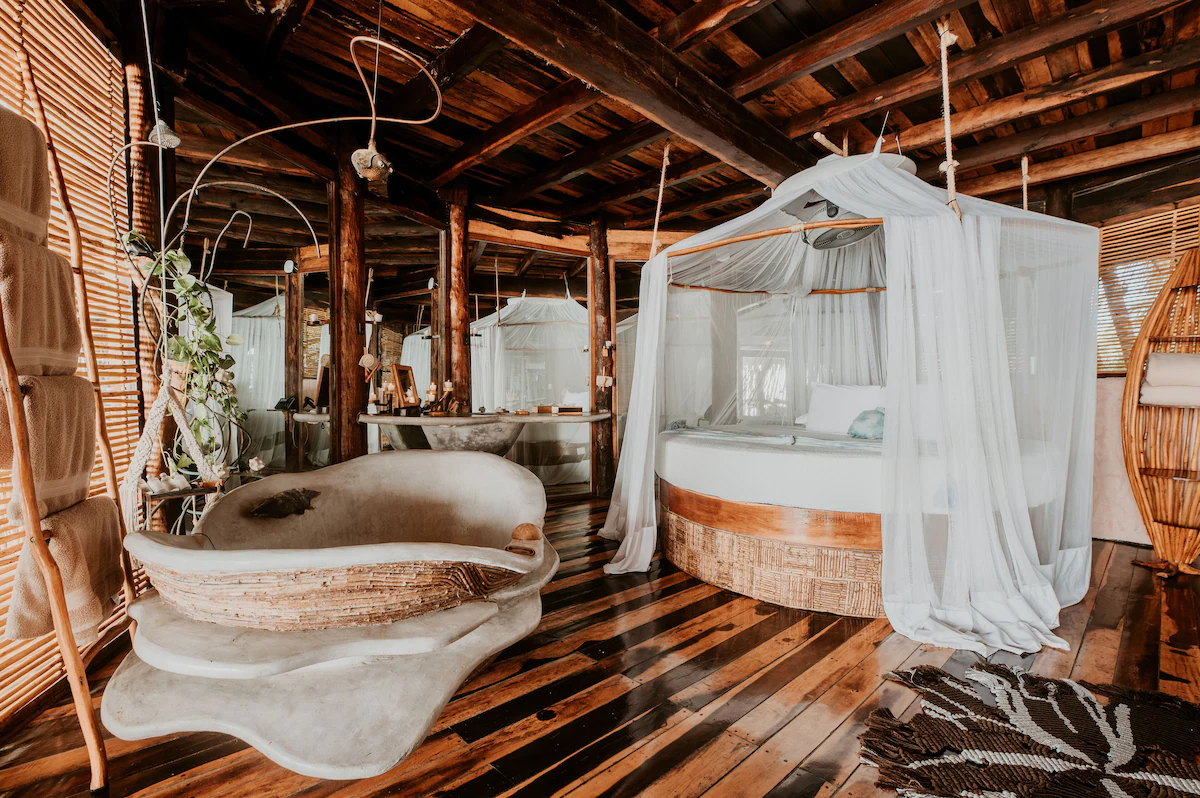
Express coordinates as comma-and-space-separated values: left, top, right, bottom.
1097, 206, 1200, 375
0, 0, 140, 724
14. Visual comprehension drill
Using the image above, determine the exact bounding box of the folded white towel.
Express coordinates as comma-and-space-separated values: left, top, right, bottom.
1145, 353, 1200, 387
1140, 382, 1200, 407
0, 376, 95, 522
0, 105, 51, 245
5, 496, 123, 645
0, 231, 81, 376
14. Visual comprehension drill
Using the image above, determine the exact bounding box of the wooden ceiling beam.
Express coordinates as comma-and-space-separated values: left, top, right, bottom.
656, 0, 779, 52
469, 241, 488, 270
495, 121, 670, 205
556, 153, 723, 218
384, 173, 449, 230
430, 80, 598, 187
513, 250, 540, 277
469, 205, 588, 237
381, 25, 508, 121
725, 0, 973, 101
621, 179, 768, 228
958, 125, 1200, 196
892, 37, 1200, 153
918, 83, 1200, 178
438, 0, 805, 188
263, 0, 317, 64
429, 0, 775, 189
1072, 153, 1200, 224
781, 0, 1191, 140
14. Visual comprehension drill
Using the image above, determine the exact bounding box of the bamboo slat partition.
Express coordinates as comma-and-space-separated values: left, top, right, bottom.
0, 0, 142, 780
1121, 248, 1200, 576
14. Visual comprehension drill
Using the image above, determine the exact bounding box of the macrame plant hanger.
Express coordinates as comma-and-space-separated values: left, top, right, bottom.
11, 4, 138, 788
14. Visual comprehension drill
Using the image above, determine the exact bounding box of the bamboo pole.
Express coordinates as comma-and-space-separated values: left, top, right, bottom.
666, 218, 883, 259
15, 18, 120, 791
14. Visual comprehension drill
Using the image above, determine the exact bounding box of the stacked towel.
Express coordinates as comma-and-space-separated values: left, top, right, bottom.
0, 105, 51, 246
5, 496, 123, 644
1145, 352, 1200, 387
1141, 383, 1200, 407
0, 231, 81, 376
0, 376, 95, 522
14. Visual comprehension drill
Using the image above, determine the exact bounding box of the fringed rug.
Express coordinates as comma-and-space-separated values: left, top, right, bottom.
860, 664, 1200, 797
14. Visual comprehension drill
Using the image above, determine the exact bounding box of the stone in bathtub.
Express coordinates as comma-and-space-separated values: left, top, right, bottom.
248, 487, 320, 518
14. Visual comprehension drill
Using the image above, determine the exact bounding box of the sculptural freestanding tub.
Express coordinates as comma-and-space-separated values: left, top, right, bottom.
103, 450, 558, 779
125, 451, 548, 630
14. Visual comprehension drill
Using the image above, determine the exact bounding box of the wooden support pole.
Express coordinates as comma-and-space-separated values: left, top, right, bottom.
588, 214, 615, 496
122, 0, 175, 522
447, 181, 471, 407
330, 131, 367, 462
284, 268, 303, 472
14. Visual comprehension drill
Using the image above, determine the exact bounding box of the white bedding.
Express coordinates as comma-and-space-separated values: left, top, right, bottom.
656, 426, 1062, 514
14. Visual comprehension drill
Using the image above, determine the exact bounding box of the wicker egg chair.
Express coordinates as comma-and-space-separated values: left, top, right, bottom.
1121, 248, 1200, 576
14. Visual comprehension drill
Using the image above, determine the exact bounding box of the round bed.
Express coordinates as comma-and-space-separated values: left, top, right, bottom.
656, 426, 1065, 618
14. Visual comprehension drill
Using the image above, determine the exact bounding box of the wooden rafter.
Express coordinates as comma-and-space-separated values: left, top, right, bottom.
557, 153, 722, 219
724, 0, 974, 101
958, 125, 1200, 196
622, 179, 768, 228
892, 36, 1200, 153
381, 25, 508, 121
513, 249, 539, 276
494, 121, 670, 206
781, 0, 1191, 140
918, 83, 1200, 178
263, 0, 317, 63
429, 0, 778, 189
437, 0, 806, 187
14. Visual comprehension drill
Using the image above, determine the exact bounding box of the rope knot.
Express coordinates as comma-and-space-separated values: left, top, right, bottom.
938, 159, 959, 173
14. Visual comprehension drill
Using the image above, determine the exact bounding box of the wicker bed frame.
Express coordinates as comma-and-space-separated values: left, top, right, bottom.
659, 481, 884, 618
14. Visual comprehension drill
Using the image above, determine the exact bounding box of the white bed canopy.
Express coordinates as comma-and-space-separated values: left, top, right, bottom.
229, 294, 286, 469
602, 152, 1098, 655
401, 296, 593, 485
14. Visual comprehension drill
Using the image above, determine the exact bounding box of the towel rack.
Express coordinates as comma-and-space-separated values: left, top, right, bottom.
9, 36, 137, 791
1121, 248, 1200, 577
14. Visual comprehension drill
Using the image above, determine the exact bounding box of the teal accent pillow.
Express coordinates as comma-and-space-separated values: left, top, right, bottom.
848, 407, 885, 439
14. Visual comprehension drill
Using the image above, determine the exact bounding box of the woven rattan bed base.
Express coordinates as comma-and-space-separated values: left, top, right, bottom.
662, 510, 884, 618
143, 560, 524, 631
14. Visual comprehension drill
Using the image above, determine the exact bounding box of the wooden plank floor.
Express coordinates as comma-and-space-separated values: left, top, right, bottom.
0, 500, 1196, 797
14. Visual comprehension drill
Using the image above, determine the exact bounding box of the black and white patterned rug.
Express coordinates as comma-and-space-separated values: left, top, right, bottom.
860, 664, 1200, 797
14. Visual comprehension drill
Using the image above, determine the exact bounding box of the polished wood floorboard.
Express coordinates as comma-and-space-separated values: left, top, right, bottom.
0, 502, 1194, 797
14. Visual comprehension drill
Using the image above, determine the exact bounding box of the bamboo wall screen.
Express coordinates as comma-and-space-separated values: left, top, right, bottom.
1098, 206, 1200, 375
0, 0, 142, 725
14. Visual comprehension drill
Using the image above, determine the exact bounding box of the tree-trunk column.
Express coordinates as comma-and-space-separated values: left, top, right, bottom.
329, 131, 367, 462
446, 181, 471, 408
589, 213, 615, 496
284, 267, 303, 471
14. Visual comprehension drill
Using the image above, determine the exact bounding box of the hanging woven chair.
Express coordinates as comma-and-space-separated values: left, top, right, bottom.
1121, 248, 1200, 575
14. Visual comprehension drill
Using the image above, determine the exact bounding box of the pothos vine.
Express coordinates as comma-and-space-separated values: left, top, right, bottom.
121, 230, 247, 477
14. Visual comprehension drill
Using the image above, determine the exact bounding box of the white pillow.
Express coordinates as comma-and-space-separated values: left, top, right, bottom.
806, 384, 886, 434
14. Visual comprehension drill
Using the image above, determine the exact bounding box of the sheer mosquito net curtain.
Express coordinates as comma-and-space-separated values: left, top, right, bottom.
602, 154, 1097, 655
229, 294, 286, 468
475, 297, 592, 486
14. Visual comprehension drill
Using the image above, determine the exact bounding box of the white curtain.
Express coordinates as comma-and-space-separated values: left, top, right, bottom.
602, 153, 1097, 655
400, 327, 431, 398
474, 297, 592, 486
230, 295, 286, 469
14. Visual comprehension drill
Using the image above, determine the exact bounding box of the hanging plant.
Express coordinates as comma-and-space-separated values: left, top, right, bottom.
121, 230, 247, 475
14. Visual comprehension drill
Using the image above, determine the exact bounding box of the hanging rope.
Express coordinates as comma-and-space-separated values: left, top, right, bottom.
936, 18, 962, 221
649, 144, 672, 260
1021, 154, 1030, 211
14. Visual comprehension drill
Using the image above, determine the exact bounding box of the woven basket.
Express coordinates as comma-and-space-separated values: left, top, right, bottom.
142, 558, 526, 631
